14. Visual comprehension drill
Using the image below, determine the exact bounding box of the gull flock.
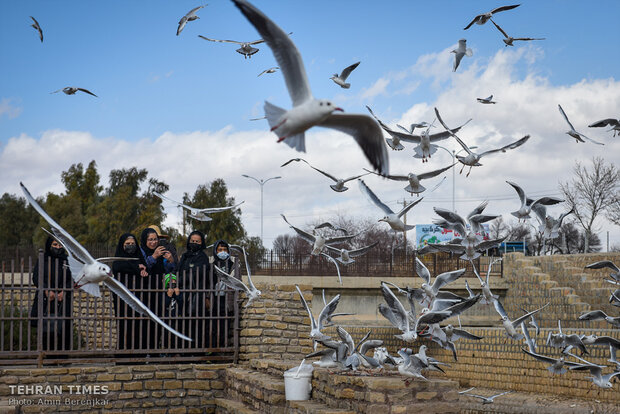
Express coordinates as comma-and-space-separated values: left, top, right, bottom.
20, 0, 619, 403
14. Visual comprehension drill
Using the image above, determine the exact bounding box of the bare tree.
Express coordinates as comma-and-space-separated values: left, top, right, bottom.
607, 192, 620, 226
559, 157, 619, 253
489, 217, 509, 239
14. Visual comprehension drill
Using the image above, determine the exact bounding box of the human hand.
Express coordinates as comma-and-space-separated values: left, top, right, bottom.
162, 250, 174, 263
139, 264, 148, 277
205, 298, 211, 308
47, 291, 56, 300
153, 246, 166, 259
167, 288, 174, 297
56, 291, 64, 302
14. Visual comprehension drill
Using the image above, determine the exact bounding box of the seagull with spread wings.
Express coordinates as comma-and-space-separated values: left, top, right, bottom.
451, 39, 473, 72
490, 19, 545, 47
330, 61, 360, 89
364, 163, 455, 196
358, 179, 423, 232
20, 183, 191, 342
30, 16, 43, 42
154, 191, 243, 222
463, 4, 521, 30
213, 244, 261, 307
589, 118, 620, 137
558, 104, 604, 145
281, 158, 369, 192
177, 5, 206, 36
51, 87, 98, 97
505, 181, 564, 221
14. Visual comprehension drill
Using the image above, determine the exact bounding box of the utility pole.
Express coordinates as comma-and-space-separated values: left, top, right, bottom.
402, 199, 408, 256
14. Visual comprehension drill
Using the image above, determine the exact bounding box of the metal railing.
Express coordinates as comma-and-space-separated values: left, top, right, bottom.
0, 252, 240, 366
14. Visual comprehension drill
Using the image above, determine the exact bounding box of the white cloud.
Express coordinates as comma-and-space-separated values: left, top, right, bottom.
360, 77, 390, 100
0, 98, 23, 120
2, 47, 620, 248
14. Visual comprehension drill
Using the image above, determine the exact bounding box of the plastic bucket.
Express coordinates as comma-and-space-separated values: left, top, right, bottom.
283, 371, 312, 401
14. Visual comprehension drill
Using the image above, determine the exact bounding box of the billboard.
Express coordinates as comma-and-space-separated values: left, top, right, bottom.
415, 224, 490, 248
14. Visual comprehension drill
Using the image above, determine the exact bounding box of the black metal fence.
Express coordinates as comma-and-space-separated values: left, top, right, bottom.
0, 252, 240, 366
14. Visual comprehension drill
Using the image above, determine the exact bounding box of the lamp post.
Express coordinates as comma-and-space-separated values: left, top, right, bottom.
242, 174, 281, 246
436, 145, 477, 213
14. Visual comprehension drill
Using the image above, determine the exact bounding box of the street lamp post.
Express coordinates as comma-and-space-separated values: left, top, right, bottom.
436, 145, 477, 213
242, 174, 281, 246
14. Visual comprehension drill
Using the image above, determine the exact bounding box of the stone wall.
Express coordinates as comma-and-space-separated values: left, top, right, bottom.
238, 283, 313, 363
0, 363, 226, 413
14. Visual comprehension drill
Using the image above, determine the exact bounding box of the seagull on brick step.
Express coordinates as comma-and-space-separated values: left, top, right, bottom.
340, 329, 383, 371
177, 5, 206, 36
506, 181, 564, 221
459, 388, 512, 404
579, 310, 620, 328
493, 298, 549, 341
435, 107, 530, 177
232, 0, 388, 174
585, 260, 620, 284
490, 20, 545, 47
214, 245, 261, 307
330, 61, 360, 89
396, 349, 428, 384
558, 104, 605, 145
281, 158, 369, 192
546, 320, 589, 355
20, 183, 192, 342
154, 191, 244, 222
463, 4, 521, 30
358, 179, 423, 233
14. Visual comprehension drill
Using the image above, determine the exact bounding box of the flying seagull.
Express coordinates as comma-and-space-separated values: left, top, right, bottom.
364, 163, 455, 196
199, 34, 269, 58
434, 107, 530, 176
154, 191, 243, 222
214, 244, 261, 307
558, 104, 604, 145
177, 5, 206, 36
330, 61, 360, 89
258, 66, 279, 77
51, 87, 98, 97
585, 260, 620, 284
579, 310, 620, 328
231, 0, 389, 174
460, 389, 512, 404
490, 20, 545, 47
20, 183, 191, 342
452, 39, 473, 72
463, 4, 521, 30
30, 16, 43, 42
358, 179, 423, 232
396, 122, 431, 134
477, 95, 496, 104
588, 118, 620, 137
505, 181, 563, 221
280, 214, 358, 256
296, 285, 341, 343
281, 158, 369, 192
324, 241, 378, 265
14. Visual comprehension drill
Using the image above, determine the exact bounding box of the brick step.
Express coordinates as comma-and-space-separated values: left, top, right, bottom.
0, 400, 16, 414
225, 366, 286, 413
250, 358, 302, 376
215, 397, 259, 414
287, 400, 356, 414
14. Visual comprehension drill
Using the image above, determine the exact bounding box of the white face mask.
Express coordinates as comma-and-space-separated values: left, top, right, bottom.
216, 251, 230, 261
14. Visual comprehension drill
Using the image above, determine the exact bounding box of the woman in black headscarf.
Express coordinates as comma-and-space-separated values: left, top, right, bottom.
111, 233, 147, 352
177, 230, 210, 349
30, 236, 73, 352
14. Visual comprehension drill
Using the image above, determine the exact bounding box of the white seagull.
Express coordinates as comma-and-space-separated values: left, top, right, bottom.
435, 107, 530, 176
451, 39, 473, 72
558, 104, 604, 145
30, 16, 43, 42
296, 285, 341, 343
463, 4, 521, 30
505, 181, 563, 221
585, 260, 620, 284
258, 66, 279, 77
492, 298, 549, 340
589, 118, 620, 137
490, 20, 545, 47
358, 179, 423, 232
231, 0, 388, 174
281, 158, 369, 192
153, 191, 243, 222
214, 245, 261, 307
330, 61, 360, 89
364, 163, 455, 196
324, 241, 379, 265
396, 122, 431, 134
579, 310, 620, 328
177, 5, 206, 36
477, 95, 496, 104
51, 87, 97, 97
20, 183, 191, 342
459, 389, 512, 404
568, 355, 620, 389
199, 33, 293, 58
280, 214, 358, 256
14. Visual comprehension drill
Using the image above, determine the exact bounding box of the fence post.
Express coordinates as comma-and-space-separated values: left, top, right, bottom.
270, 250, 273, 276
36, 249, 44, 367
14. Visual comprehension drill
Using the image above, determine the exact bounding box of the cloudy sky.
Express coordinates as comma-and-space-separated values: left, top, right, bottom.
1, 0, 619, 249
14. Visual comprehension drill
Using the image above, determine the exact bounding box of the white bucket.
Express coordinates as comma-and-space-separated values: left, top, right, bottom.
283, 370, 313, 401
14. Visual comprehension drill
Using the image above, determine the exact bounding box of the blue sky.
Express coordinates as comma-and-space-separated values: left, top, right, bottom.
1, 1, 619, 248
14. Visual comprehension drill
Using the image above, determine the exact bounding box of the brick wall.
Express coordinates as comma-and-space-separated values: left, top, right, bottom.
0, 363, 226, 413
238, 283, 313, 363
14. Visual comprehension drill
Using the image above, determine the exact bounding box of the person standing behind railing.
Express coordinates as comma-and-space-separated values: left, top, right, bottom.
177, 230, 210, 351
30, 236, 73, 354
211, 239, 233, 348
140, 227, 176, 352
111, 233, 147, 353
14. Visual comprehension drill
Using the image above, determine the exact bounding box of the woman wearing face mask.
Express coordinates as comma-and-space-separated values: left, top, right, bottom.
176, 230, 210, 350
30, 236, 73, 354
111, 233, 147, 353
211, 239, 233, 348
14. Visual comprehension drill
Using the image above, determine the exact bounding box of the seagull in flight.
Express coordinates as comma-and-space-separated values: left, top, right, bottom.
490, 20, 545, 47
505, 181, 563, 221
258, 66, 279, 77
396, 122, 432, 134
324, 242, 378, 265
585, 260, 620, 284
154, 191, 243, 222
588, 118, 620, 137
364, 163, 455, 196
214, 244, 261, 307
30, 16, 43, 42
558, 104, 604, 145
177, 5, 206, 36
358, 179, 423, 233
451, 39, 473, 72
20, 183, 191, 342
477, 95, 496, 104
330, 61, 360, 89
460, 389, 512, 404
579, 310, 620, 328
231, 0, 388, 174
51, 87, 98, 97
463, 4, 521, 30
434, 107, 530, 176
281, 158, 369, 192
199, 34, 272, 58
296, 285, 342, 343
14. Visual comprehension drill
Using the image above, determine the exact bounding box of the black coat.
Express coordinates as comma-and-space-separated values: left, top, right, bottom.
178, 230, 210, 316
